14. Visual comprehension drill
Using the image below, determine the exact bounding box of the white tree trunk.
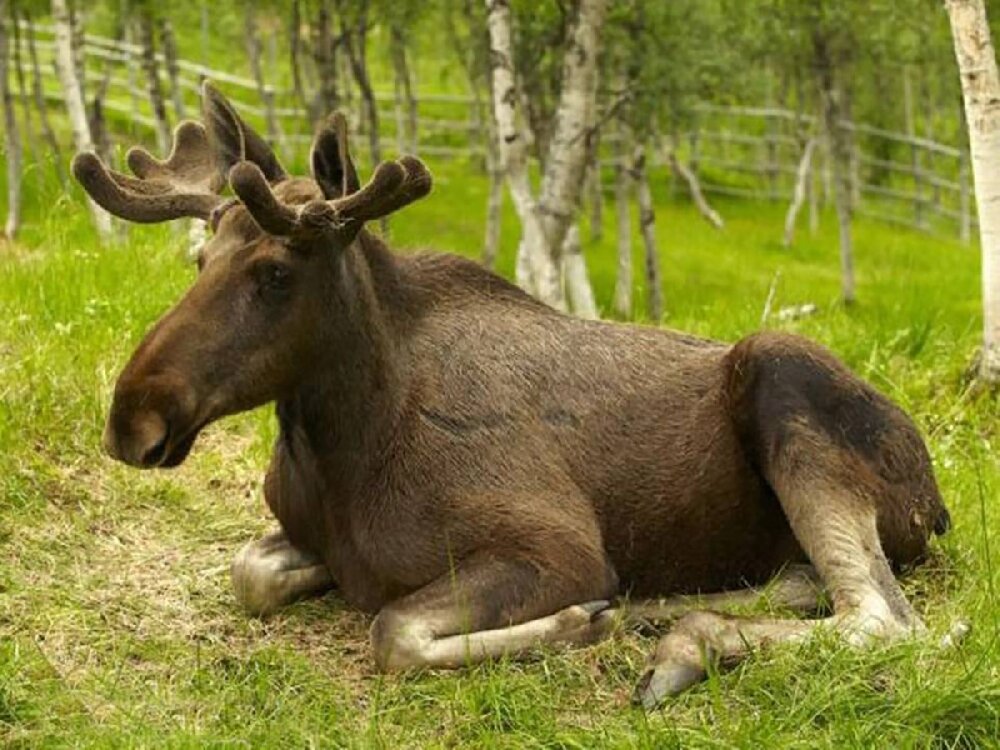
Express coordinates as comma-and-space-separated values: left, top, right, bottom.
613, 129, 633, 318
486, 0, 556, 303
486, 0, 607, 312
563, 225, 598, 319
483, 102, 503, 270
662, 138, 724, 229
52, 0, 112, 238
783, 138, 817, 247
947, 0, 1000, 381
1, 0, 22, 240
535, 0, 607, 302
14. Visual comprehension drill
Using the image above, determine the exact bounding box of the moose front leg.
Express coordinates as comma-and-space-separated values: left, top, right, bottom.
370, 551, 618, 671
231, 530, 334, 616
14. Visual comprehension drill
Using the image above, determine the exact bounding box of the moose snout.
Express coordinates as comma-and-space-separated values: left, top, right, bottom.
103, 372, 199, 469
102, 408, 171, 467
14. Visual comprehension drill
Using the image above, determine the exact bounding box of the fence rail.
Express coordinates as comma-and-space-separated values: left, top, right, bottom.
3, 19, 978, 243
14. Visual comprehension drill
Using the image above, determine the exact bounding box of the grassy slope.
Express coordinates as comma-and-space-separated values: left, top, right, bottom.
1, 153, 999, 748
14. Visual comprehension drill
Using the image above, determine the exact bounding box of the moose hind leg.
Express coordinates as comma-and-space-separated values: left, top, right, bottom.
370, 550, 618, 671
231, 530, 334, 616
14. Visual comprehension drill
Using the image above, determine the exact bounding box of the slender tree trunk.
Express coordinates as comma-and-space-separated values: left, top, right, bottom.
1, 0, 22, 240
535, 0, 607, 299
52, 0, 111, 237
613, 128, 633, 318
783, 138, 817, 247
947, 0, 1000, 381
137, 10, 171, 155
245, 6, 283, 146
390, 25, 418, 153
664, 140, 724, 229
289, 0, 315, 125
816, 48, 855, 304
157, 16, 185, 121
312, 0, 338, 119
631, 144, 662, 321
69, 0, 85, 100
482, 88, 503, 270
563, 225, 598, 319
486, 0, 553, 302
11, 8, 34, 167
486, 0, 607, 310
26, 10, 63, 182
340, 3, 381, 171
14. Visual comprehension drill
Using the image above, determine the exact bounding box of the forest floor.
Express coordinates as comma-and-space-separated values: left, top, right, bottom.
1, 157, 998, 748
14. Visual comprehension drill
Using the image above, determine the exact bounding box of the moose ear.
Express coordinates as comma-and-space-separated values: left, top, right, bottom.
310, 113, 361, 199
201, 80, 286, 183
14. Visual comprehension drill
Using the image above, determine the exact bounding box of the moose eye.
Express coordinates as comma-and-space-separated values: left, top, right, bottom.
252, 261, 293, 299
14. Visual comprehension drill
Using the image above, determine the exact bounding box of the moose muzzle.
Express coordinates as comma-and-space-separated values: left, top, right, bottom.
103, 369, 202, 469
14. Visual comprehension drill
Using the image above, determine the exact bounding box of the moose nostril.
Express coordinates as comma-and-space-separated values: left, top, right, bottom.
139, 428, 171, 467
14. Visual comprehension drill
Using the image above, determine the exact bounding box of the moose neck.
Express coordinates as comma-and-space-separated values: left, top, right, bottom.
277, 232, 410, 478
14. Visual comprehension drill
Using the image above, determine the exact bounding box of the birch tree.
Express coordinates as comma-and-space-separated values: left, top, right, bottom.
52, 0, 112, 238
947, 0, 1000, 382
1, 0, 22, 240
487, 0, 608, 312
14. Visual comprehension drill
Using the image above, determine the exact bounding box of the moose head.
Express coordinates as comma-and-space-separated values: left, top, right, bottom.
73, 82, 431, 468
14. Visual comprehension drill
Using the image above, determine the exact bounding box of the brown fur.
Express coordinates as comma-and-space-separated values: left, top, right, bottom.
82, 88, 950, 699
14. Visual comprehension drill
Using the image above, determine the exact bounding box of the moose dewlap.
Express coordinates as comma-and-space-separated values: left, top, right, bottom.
73, 81, 953, 709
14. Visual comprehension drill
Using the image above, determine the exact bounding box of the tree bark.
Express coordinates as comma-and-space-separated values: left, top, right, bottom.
535, 0, 607, 295
69, 0, 85, 100
613, 128, 632, 318
52, 0, 112, 238
137, 9, 171, 155
158, 16, 185, 121
289, 0, 316, 126
664, 142, 724, 230
947, 0, 1000, 381
337, 1, 379, 164
816, 46, 855, 305
312, 0, 338, 119
390, 25, 418, 153
26, 10, 64, 182
631, 144, 662, 321
10, 8, 34, 167
563, 225, 598, 319
486, 0, 607, 311
1, 0, 22, 240
482, 90, 503, 270
783, 138, 817, 247
245, 6, 283, 146
486, 0, 556, 303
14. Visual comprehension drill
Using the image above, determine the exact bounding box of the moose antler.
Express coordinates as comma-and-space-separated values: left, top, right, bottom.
72, 120, 226, 223
228, 154, 432, 242
71, 79, 432, 237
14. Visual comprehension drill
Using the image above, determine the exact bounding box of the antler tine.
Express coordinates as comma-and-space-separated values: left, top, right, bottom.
72, 151, 224, 223
126, 120, 225, 193
227, 161, 300, 236
71, 120, 225, 223
327, 160, 408, 222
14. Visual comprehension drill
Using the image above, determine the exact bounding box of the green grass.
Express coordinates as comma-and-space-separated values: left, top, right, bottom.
1, 154, 999, 748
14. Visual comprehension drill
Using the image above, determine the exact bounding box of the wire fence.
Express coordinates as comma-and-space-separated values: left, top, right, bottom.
5, 20, 978, 243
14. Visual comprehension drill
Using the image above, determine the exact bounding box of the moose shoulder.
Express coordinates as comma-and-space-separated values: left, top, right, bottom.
74, 82, 953, 709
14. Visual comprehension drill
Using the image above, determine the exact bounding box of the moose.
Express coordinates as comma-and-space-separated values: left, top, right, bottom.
73, 83, 953, 708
